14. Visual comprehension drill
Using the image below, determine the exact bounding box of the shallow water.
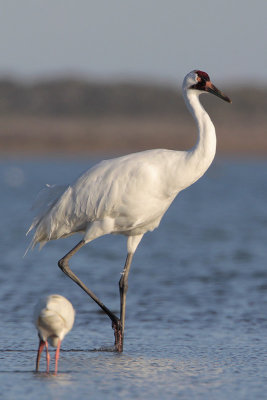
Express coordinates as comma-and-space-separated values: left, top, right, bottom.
1, 157, 267, 399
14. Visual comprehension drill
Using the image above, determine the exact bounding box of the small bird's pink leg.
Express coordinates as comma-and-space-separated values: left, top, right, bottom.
54, 339, 61, 374
36, 339, 45, 372
45, 341, 50, 373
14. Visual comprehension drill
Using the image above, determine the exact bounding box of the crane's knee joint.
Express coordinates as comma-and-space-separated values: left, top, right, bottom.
58, 258, 69, 273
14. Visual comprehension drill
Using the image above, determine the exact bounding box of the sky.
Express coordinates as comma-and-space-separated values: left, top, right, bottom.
0, 0, 266, 86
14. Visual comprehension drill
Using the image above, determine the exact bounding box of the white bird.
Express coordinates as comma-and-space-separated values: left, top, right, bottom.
34, 294, 75, 373
28, 70, 231, 352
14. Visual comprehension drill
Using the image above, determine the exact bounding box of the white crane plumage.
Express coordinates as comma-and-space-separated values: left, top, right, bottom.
28, 70, 231, 352
34, 294, 75, 373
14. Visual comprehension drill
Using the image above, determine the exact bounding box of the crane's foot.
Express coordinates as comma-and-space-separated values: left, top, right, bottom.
112, 320, 123, 352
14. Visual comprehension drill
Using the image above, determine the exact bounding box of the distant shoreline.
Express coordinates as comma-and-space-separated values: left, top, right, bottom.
0, 79, 266, 157
0, 115, 266, 157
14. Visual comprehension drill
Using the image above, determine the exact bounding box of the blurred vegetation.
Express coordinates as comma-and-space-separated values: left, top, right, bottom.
0, 78, 266, 117
0, 78, 266, 156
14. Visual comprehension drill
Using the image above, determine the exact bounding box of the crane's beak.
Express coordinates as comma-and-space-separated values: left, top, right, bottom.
206, 81, 231, 103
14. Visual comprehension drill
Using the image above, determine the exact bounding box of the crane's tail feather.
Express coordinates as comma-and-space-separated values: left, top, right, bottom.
25, 184, 69, 255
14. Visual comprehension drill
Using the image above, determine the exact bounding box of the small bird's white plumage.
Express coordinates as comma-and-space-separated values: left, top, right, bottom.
34, 294, 75, 373
34, 294, 75, 345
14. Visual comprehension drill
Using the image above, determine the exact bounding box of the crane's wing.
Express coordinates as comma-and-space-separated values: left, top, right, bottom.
26, 149, 184, 251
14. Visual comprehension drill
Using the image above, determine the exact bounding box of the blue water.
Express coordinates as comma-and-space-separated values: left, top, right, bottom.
1, 156, 267, 399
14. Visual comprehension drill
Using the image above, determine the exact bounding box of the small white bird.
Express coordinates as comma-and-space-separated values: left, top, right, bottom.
34, 294, 75, 373
28, 70, 231, 352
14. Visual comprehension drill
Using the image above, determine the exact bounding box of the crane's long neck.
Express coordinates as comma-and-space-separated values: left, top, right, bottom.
183, 88, 216, 179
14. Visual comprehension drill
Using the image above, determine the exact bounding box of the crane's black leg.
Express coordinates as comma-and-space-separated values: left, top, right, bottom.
58, 240, 122, 351
119, 252, 133, 352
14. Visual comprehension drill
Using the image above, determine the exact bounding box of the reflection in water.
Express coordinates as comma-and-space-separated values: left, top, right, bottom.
33, 371, 74, 385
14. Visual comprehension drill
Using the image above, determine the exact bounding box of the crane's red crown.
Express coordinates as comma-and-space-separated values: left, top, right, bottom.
195, 70, 210, 82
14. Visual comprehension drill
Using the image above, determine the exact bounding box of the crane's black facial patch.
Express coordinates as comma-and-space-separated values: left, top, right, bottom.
190, 70, 210, 90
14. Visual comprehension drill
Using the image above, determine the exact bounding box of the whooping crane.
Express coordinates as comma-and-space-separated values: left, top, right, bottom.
28, 70, 231, 352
